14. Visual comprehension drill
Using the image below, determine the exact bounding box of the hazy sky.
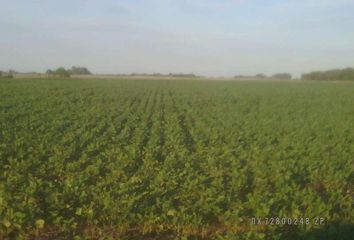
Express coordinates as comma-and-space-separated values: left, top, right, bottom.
1, 0, 354, 77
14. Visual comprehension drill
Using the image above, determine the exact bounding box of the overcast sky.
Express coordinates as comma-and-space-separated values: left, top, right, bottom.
1, 0, 354, 77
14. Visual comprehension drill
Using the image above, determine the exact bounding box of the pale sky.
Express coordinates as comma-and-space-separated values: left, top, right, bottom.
1, 0, 354, 77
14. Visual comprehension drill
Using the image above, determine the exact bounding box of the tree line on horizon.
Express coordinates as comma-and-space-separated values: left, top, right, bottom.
234, 73, 292, 80
128, 73, 198, 78
301, 67, 354, 81
46, 66, 92, 77
44, 67, 198, 78
234, 67, 354, 81
2, 67, 354, 81
0, 70, 15, 79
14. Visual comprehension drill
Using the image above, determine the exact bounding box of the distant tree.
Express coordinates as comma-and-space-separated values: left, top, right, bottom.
302, 68, 354, 81
54, 67, 71, 77
272, 73, 292, 80
70, 66, 91, 75
168, 73, 197, 78
0, 71, 13, 79
46, 66, 90, 77
8, 69, 16, 75
255, 73, 267, 79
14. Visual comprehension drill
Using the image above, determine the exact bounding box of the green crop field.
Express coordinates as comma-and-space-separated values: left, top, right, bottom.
0, 78, 353, 239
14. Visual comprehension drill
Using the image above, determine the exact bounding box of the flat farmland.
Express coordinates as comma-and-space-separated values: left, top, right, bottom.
0, 78, 353, 239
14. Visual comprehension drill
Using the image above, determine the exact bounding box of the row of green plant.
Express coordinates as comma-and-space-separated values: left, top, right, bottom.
0, 79, 353, 239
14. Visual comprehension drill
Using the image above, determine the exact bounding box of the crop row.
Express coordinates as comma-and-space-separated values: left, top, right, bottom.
0, 79, 353, 239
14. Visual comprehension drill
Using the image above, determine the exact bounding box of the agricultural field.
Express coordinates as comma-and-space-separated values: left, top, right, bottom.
0, 78, 353, 239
